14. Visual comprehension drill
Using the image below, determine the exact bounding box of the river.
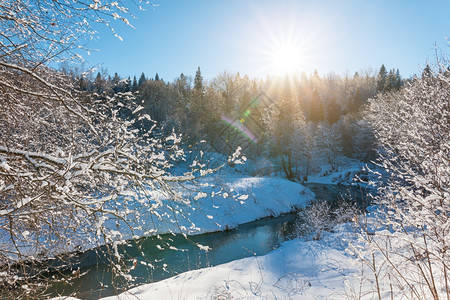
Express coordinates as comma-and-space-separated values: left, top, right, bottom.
46, 183, 365, 299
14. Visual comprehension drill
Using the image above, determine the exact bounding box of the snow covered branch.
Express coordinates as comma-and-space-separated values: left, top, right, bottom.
351, 60, 450, 299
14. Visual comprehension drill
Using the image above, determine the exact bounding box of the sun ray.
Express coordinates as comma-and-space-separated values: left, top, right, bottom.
268, 42, 304, 76
243, 5, 336, 80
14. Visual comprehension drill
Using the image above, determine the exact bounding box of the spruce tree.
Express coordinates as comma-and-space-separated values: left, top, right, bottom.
376, 64, 387, 93
385, 69, 395, 92
138, 72, 146, 86
112, 72, 121, 93
177, 73, 189, 99
192, 67, 205, 126
194, 67, 204, 92
132, 76, 138, 91
395, 69, 402, 90
123, 76, 131, 92
422, 64, 432, 78
94, 72, 104, 94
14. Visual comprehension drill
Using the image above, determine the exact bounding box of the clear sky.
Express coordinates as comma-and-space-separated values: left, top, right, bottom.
84, 0, 450, 82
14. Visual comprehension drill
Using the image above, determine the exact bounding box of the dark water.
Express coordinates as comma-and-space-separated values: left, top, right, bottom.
304, 182, 369, 209
46, 183, 365, 299
47, 213, 300, 299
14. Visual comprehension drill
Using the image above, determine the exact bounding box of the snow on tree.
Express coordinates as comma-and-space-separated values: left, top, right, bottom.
262, 97, 306, 180
0, 0, 245, 297
350, 60, 450, 299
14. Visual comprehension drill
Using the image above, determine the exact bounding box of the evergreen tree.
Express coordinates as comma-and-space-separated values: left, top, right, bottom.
177, 73, 189, 97
94, 72, 104, 94
376, 64, 387, 93
138, 72, 146, 86
155, 72, 160, 81
422, 64, 432, 78
385, 69, 395, 92
123, 77, 131, 92
175, 73, 192, 112
194, 67, 204, 92
192, 67, 206, 130
112, 72, 121, 93
132, 75, 138, 91
395, 69, 402, 90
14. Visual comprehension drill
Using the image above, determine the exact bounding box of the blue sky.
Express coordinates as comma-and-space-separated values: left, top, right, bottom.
85, 0, 450, 81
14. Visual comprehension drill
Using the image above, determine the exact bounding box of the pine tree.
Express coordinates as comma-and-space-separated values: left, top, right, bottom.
422, 64, 432, 78
94, 72, 104, 94
194, 67, 204, 92
138, 72, 146, 86
123, 76, 131, 92
395, 69, 402, 90
177, 73, 190, 100
376, 64, 387, 93
155, 72, 160, 81
192, 67, 206, 128
132, 76, 138, 91
385, 69, 395, 92
112, 72, 121, 93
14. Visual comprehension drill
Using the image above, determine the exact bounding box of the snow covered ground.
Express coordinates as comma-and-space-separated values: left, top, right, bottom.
94, 164, 380, 299
57, 163, 379, 300
99, 222, 385, 300
305, 161, 371, 186
130, 172, 315, 238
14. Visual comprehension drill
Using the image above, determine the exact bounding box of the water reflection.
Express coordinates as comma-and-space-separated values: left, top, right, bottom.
47, 183, 362, 299
47, 213, 300, 299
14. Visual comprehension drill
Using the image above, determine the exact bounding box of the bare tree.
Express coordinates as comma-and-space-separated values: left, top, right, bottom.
350, 60, 450, 299
0, 1, 244, 297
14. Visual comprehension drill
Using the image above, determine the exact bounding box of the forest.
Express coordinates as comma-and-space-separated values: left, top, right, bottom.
68, 64, 403, 181
0, 0, 449, 299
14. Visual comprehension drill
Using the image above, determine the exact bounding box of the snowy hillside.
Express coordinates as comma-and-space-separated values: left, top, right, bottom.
138, 173, 315, 237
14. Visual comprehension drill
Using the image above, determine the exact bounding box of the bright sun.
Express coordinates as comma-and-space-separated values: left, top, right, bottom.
269, 43, 303, 76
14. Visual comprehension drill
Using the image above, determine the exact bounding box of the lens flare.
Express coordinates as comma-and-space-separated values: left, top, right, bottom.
220, 115, 259, 143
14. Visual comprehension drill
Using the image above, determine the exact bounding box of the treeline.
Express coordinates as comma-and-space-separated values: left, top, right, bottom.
70, 65, 405, 180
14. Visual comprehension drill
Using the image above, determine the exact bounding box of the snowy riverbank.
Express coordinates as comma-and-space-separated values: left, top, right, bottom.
56, 163, 376, 299
96, 164, 379, 299
99, 222, 381, 300
132, 173, 315, 237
